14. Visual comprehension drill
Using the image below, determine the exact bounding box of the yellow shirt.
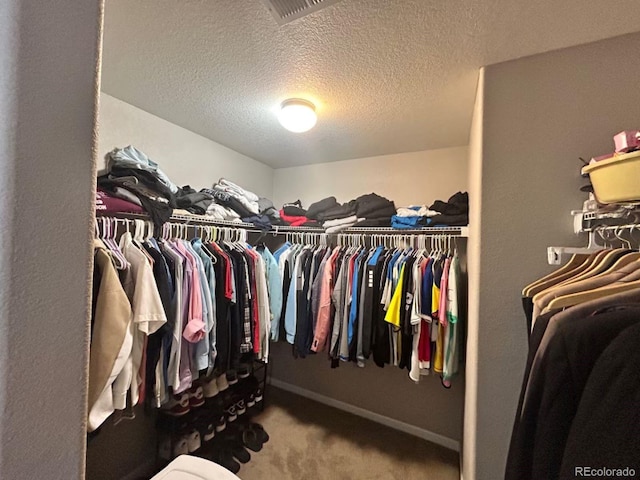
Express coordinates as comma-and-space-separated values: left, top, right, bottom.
384, 264, 405, 328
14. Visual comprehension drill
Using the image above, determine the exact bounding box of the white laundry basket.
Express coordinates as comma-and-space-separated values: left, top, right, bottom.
151, 455, 241, 480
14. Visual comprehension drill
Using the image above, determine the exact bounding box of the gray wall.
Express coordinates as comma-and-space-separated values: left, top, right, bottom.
0, 0, 101, 478
467, 31, 640, 480
269, 341, 465, 444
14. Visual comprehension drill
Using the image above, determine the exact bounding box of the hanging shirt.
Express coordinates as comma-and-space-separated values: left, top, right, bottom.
254, 252, 271, 361
285, 247, 306, 344
192, 239, 217, 373
258, 246, 283, 338
160, 242, 184, 392
443, 255, 461, 384
385, 264, 406, 328
312, 247, 340, 352
171, 240, 195, 394
88, 243, 133, 431
339, 251, 359, 360
330, 250, 349, 358
119, 232, 167, 407
348, 249, 367, 346
185, 240, 213, 373
434, 257, 451, 375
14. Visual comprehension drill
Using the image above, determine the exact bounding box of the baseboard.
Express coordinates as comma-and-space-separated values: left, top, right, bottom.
269, 378, 460, 452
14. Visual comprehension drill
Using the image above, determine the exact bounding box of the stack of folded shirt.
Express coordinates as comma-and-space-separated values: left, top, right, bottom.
353, 193, 396, 227
323, 215, 361, 233
210, 178, 260, 218
307, 197, 340, 220
258, 197, 286, 225
175, 185, 214, 215
317, 199, 357, 223
204, 203, 242, 222
105, 145, 179, 194
241, 214, 272, 230
427, 191, 469, 226
391, 205, 438, 229
95, 188, 145, 214
99, 146, 178, 226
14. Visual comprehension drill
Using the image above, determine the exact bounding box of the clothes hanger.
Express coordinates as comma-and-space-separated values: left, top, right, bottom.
553, 229, 627, 287
532, 249, 609, 303
543, 226, 640, 311
523, 253, 592, 297
531, 234, 613, 301
531, 230, 605, 295
544, 255, 640, 312
543, 267, 640, 310
105, 218, 129, 269
94, 218, 109, 251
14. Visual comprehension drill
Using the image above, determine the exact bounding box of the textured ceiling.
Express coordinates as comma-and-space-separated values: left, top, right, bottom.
101, 0, 640, 168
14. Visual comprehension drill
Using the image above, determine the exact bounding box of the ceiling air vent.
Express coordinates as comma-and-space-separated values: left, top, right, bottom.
262, 0, 343, 25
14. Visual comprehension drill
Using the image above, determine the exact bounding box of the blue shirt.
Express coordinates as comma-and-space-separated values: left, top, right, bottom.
258, 246, 283, 340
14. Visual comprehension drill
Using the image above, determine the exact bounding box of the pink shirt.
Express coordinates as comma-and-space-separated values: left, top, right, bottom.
439, 258, 452, 326
175, 241, 206, 343
311, 247, 341, 352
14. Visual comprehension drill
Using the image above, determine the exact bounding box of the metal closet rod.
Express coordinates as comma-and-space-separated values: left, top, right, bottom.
96, 212, 469, 237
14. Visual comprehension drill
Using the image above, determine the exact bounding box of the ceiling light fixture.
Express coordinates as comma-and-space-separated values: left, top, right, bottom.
278, 98, 317, 133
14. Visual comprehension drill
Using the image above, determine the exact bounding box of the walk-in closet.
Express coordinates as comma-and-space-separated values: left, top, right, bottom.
2, 1, 640, 480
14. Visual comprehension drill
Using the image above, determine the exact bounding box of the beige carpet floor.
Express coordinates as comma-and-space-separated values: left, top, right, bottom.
236, 387, 460, 480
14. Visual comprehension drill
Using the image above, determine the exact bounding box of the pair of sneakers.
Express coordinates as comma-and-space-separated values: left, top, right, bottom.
162, 385, 206, 416
190, 410, 227, 445
202, 365, 251, 399
158, 429, 202, 460
223, 392, 248, 423
202, 372, 232, 399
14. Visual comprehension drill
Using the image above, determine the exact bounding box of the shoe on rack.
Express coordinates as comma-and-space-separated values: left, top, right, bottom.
188, 385, 205, 408
225, 404, 237, 423
200, 422, 215, 442
216, 373, 229, 392
214, 413, 227, 433
237, 364, 251, 379
255, 387, 263, 404
203, 376, 220, 398
233, 394, 247, 416
161, 392, 190, 416
173, 436, 189, 457
246, 392, 256, 408
226, 370, 238, 386
187, 429, 201, 453
158, 434, 173, 461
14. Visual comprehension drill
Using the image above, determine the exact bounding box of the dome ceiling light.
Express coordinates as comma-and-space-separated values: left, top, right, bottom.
278, 98, 317, 133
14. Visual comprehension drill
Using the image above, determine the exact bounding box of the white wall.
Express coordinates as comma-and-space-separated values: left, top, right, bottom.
273, 146, 469, 209
0, 1, 101, 478
98, 93, 274, 197
468, 31, 640, 480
